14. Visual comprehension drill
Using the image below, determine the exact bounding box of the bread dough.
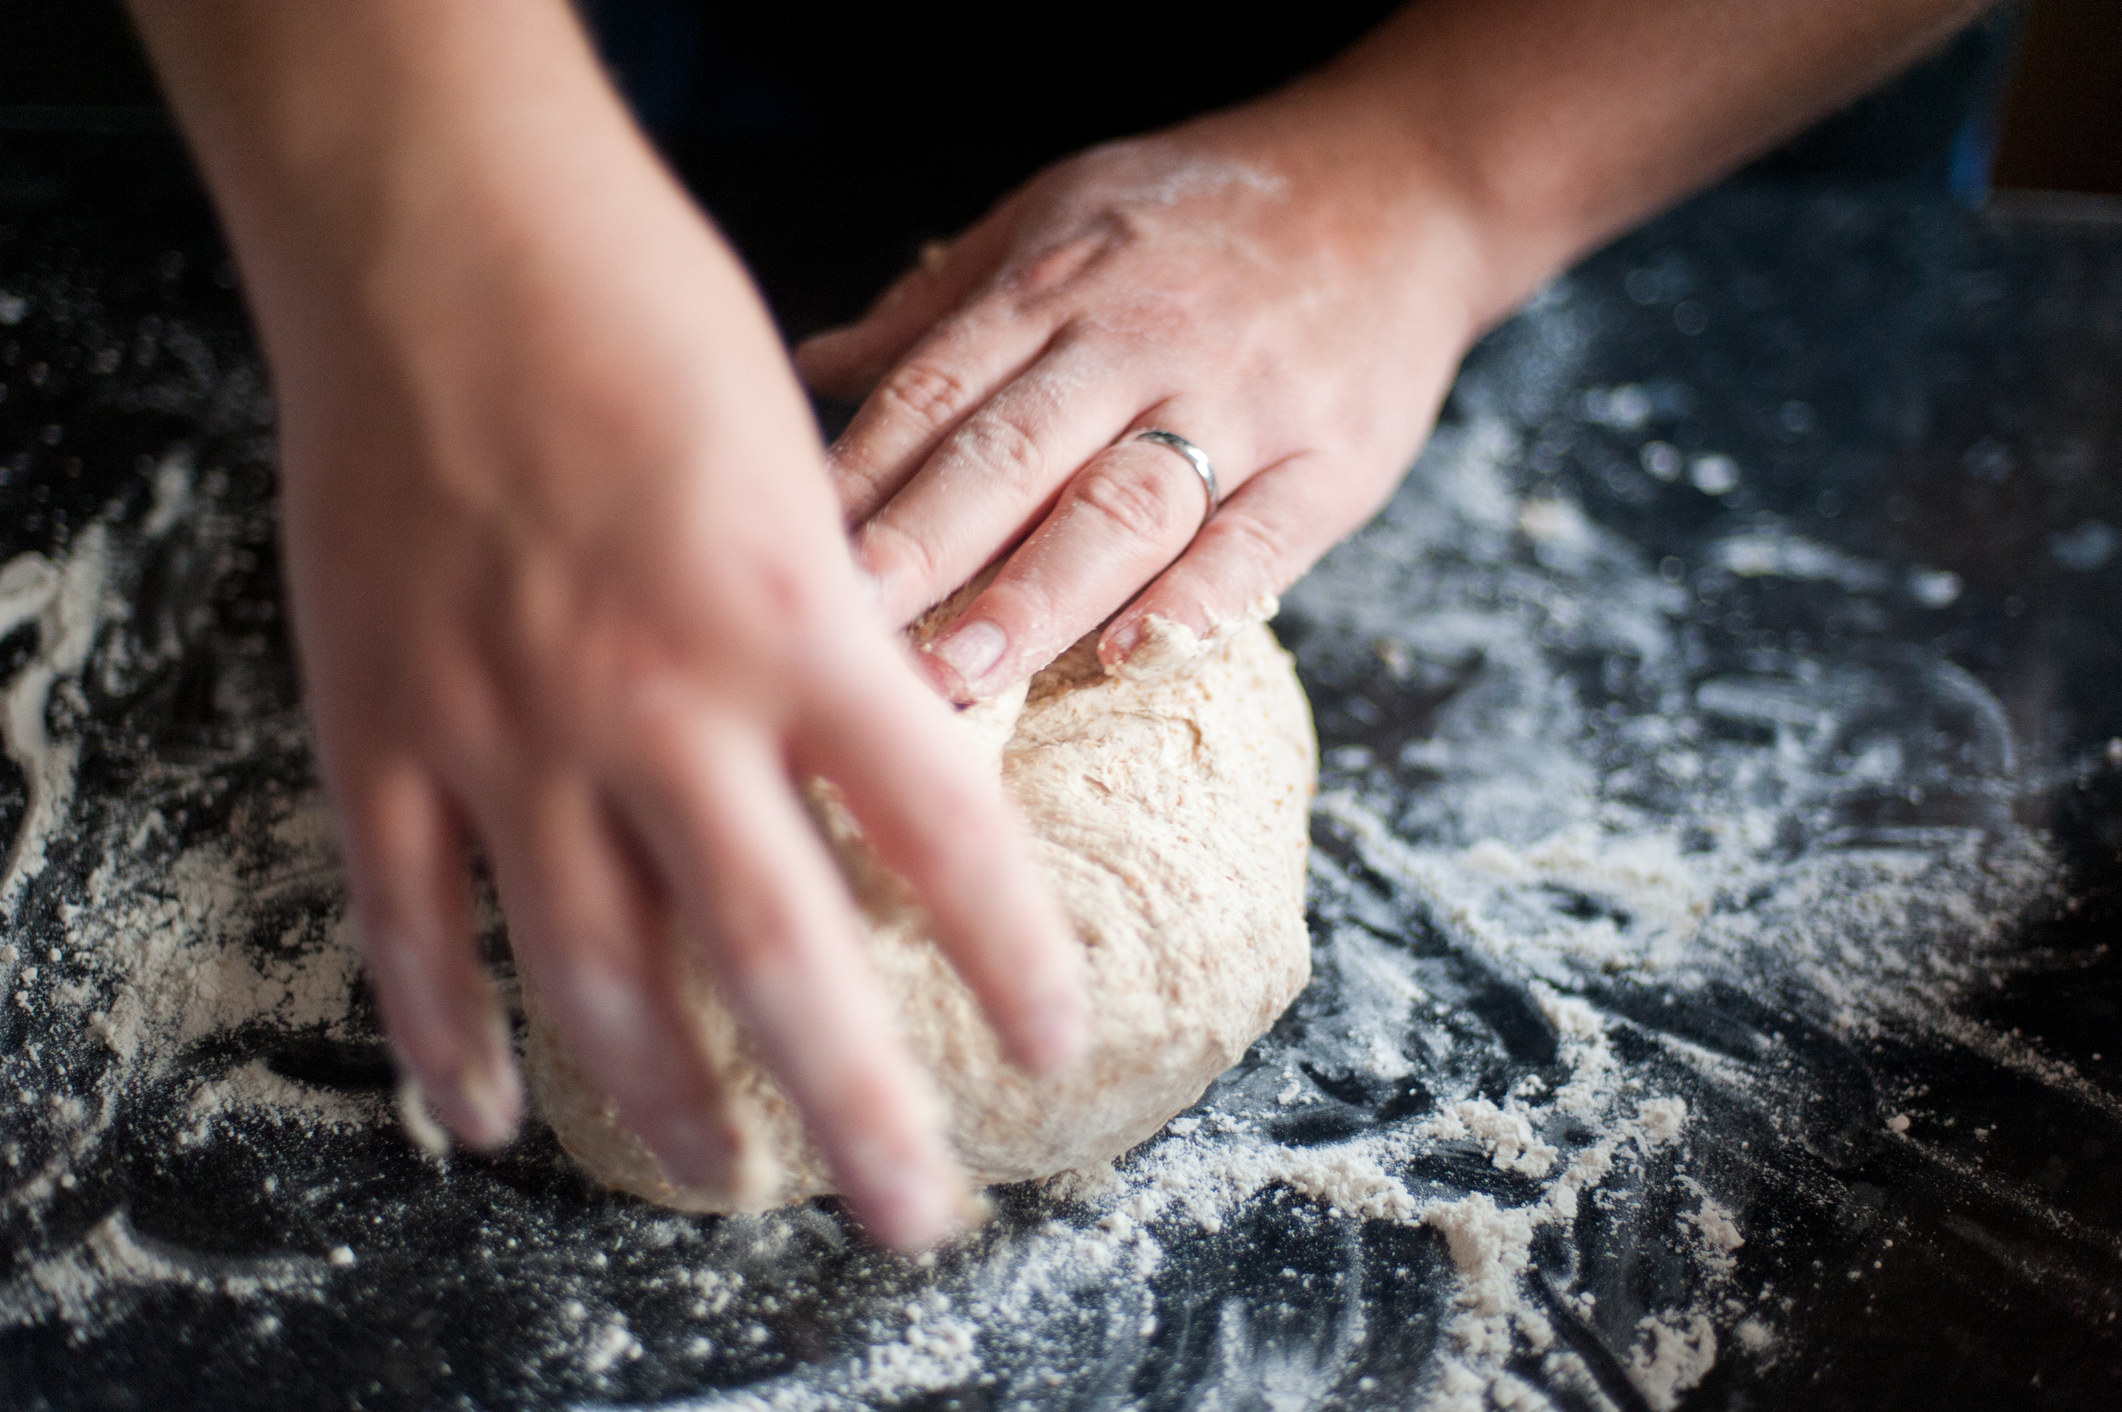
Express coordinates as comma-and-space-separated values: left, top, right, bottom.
521, 617, 1316, 1212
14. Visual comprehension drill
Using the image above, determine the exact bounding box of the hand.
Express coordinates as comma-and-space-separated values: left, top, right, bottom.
216, 24, 1082, 1248
797, 91, 1488, 700
797, 0, 1991, 706
134, 0, 1985, 1251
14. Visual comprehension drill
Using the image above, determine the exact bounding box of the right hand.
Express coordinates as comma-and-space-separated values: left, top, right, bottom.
250, 75, 1083, 1249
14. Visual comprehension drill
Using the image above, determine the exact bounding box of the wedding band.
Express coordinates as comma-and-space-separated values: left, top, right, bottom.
1133, 429, 1221, 531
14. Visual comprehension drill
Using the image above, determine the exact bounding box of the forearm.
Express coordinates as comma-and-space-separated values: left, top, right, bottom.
125, 0, 662, 366
1295, 0, 1998, 328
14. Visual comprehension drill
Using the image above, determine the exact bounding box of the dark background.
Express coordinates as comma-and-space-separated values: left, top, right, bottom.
0, 0, 2080, 342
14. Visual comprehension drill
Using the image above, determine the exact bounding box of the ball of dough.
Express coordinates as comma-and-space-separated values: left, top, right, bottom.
521, 620, 1316, 1212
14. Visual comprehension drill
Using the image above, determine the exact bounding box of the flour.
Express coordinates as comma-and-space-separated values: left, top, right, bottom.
1110, 593, 1281, 682
1626, 1313, 1717, 1412
1678, 1181, 1744, 1272
0, 462, 371, 1335
0, 285, 2075, 1409
0, 525, 107, 918
0, 1210, 327, 1337
1424, 1100, 1558, 1178
177, 1059, 378, 1148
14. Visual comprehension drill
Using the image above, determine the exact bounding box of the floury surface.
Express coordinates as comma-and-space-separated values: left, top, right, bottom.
0, 139, 2118, 1410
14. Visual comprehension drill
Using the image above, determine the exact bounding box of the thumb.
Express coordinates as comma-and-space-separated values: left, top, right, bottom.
795, 218, 1010, 400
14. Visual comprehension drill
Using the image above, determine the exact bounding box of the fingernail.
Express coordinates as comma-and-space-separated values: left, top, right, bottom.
653, 1113, 736, 1188
850, 530, 901, 618
1100, 619, 1144, 671
957, 1188, 996, 1230
931, 620, 1007, 693
416, 1060, 520, 1152
386, 1034, 521, 1154
439, 1006, 523, 1150
863, 1157, 962, 1251
1103, 613, 1204, 683
454, 1048, 524, 1150
396, 1075, 451, 1158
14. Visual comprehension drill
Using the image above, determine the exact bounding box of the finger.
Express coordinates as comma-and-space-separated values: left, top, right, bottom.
475, 771, 741, 1190
337, 756, 521, 1151
1100, 451, 1375, 675
914, 417, 1235, 699
795, 643, 1084, 1074
853, 343, 1143, 626
613, 711, 965, 1250
795, 220, 1013, 402
822, 302, 1064, 531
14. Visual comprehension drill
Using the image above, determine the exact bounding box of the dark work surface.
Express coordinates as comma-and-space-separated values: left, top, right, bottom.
0, 134, 2116, 1411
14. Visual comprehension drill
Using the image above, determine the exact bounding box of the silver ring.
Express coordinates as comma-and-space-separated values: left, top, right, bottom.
1132, 429, 1221, 530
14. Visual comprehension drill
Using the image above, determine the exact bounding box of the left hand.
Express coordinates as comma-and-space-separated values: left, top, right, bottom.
797, 91, 1487, 700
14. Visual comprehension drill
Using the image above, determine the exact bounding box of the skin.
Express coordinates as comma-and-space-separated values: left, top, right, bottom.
127, 0, 1083, 1251
803, 0, 1995, 700
126, 0, 1989, 1248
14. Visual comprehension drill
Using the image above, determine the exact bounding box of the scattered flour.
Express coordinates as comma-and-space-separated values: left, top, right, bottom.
0, 526, 107, 919
0, 344, 2070, 1408
1627, 1312, 1718, 1411
0, 1210, 327, 1337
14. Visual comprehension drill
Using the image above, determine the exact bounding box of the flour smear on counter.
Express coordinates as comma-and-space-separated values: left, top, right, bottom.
0, 403, 2069, 1410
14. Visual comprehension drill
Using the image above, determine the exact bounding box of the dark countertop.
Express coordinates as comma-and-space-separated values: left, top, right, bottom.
0, 135, 2118, 1411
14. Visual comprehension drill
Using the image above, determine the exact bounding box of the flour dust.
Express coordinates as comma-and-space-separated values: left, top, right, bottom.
0, 330, 2073, 1409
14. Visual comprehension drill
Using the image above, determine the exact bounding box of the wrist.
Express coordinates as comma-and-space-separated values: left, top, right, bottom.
1178, 84, 1505, 361
1278, 74, 1589, 342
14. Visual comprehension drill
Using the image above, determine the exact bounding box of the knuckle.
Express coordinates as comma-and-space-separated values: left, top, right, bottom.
825, 443, 886, 512
884, 778, 994, 879
856, 517, 945, 600
711, 890, 813, 990
1072, 457, 1190, 543
679, 535, 841, 651
418, 654, 508, 761
1206, 509, 1291, 582
350, 895, 426, 977
818, 1068, 912, 1134
537, 961, 665, 1069
1003, 229, 1119, 307
878, 359, 974, 433
955, 410, 1045, 489
345, 771, 434, 870
874, 266, 930, 313
534, 888, 639, 972
606, 669, 703, 771
733, 551, 838, 642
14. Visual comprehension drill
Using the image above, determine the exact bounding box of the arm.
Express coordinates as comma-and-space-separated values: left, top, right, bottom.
1309, 0, 1994, 324
127, 0, 1084, 1248
800, 0, 1995, 700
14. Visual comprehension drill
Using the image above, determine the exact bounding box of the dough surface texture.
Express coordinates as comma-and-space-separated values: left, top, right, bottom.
522, 621, 1317, 1212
